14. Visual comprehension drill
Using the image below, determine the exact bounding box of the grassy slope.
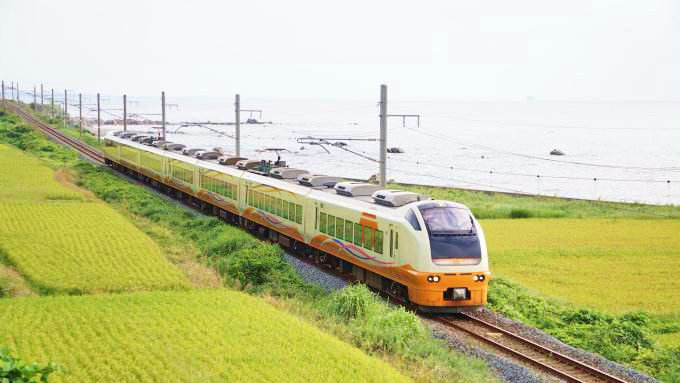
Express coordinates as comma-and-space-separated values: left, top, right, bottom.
0, 143, 188, 294
0, 290, 410, 383
0, 107, 496, 383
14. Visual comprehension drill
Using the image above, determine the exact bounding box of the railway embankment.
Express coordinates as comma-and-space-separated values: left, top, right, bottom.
0, 105, 498, 382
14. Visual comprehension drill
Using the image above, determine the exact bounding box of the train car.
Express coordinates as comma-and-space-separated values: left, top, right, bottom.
103, 133, 490, 312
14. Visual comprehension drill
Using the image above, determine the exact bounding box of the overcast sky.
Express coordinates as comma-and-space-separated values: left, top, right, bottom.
1, 0, 679, 101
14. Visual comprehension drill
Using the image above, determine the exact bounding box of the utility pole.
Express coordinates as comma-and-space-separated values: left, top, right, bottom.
123, 94, 127, 132
33, 85, 36, 107
379, 84, 387, 188
161, 91, 166, 140
79, 93, 83, 138
64, 90, 68, 129
235, 94, 241, 157
16, 83, 19, 102
40, 84, 44, 108
51, 88, 54, 119
1, 81, 4, 102
97, 93, 101, 141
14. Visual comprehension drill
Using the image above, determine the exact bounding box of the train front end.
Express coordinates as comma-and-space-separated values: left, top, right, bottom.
404, 200, 490, 312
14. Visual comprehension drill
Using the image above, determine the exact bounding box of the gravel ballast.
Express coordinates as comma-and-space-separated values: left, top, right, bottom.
283, 253, 347, 291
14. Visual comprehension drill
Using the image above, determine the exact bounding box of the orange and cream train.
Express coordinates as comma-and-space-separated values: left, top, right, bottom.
104, 132, 490, 312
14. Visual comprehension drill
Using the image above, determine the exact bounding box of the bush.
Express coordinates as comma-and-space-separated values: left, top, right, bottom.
326, 283, 376, 320
0, 277, 9, 298
0, 347, 60, 382
509, 208, 531, 218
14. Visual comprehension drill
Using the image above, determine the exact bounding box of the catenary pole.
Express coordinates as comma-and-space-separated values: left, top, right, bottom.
51, 88, 54, 119
161, 91, 166, 140
64, 89, 68, 129
123, 94, 127, 132
97, 93, 101, 141
79, 93, 83, 138
33, 85, 36, 106
16, 82, 19, 102
40, 84, 44, 108
1, 80, 4, 102
235, 94, 240, 156
379, 84, 387, 188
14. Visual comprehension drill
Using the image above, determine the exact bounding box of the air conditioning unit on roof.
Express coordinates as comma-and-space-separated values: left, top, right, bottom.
296, 174, 342, 188
334, 182, 381, 197
236, 159, 262, 170
270, 168, 309, 180
371, 190, 427, 207
218, 156, 246, 165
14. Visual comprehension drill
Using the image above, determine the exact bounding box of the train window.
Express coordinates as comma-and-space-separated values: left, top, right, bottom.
344, 220, 353, 243
353, 223, 363, 246
282, 200, 289, 219
336, 218, 345, 240
288, 202, 294, 221
406, 209, 422, 231
327, 215, 336, 237
320, 213, 327, 233
268, 195, 274, 213
258, 192, 264, 209
395, 232, 399, 250
295, 205, 303, 224
375, 230, 383, 254
364, 227, 374, 251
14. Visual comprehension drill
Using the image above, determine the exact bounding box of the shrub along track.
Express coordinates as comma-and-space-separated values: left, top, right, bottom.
5, 101, 636, 383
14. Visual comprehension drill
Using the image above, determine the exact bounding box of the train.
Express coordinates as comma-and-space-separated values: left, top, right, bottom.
103, 132, 490, 312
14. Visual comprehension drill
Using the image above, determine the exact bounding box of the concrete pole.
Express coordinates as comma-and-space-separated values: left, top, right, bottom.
379, 84, 387, 188
97, 93, 101, 141
51, 88, 54, 119
235, 94, 240, 156
33, 85, 36, 106
1, 81, 4, 102
161, 91, 166, 140
64, 90, 68, 128
123, 94, 127, 132
40, 84, 44, 107
79, 93, 83, 138
16, 82, 19, 102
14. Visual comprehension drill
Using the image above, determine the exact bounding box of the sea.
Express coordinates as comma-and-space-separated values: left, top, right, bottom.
77, 96, 680, 205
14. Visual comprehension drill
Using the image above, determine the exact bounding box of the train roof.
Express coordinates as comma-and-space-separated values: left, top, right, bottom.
105, 133, 468, 218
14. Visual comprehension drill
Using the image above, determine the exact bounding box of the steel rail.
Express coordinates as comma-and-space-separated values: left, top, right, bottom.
2, 101, 105, 164
433, 314, 628, 383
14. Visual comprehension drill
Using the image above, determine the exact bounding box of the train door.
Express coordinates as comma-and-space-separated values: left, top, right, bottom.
389, 225, 400, 272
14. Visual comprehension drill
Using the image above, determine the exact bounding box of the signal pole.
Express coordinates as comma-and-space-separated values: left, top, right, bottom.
235, 94, 241, 156
97, 93, 101, 141
123, 94, 127, 132
161, 91, 166, 140
379, 84, 387, 188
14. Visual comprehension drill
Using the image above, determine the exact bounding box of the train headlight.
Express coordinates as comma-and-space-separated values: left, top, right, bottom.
427, 275, 440, 283
473, 275, 486, 282
433, 275, 440, 282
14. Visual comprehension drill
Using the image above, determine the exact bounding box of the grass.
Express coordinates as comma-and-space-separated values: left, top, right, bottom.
392, 182, 680, 219
0, 289, 411, 383
0, 142, 188, 294
482, 218, 680, 314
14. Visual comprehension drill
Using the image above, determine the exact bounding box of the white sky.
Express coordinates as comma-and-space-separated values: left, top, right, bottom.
1, 0, 679, 100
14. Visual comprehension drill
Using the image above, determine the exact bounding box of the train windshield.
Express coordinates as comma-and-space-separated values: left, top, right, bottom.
418, 206, 481, 263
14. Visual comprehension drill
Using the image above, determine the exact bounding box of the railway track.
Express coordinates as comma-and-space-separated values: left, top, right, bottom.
432, 314, 628, 383
4, 101, 631, 383
2, 101, 105, 164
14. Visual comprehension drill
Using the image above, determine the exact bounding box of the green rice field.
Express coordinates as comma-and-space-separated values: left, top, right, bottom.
0, 290, 411, 383
0, 143, 188, 293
